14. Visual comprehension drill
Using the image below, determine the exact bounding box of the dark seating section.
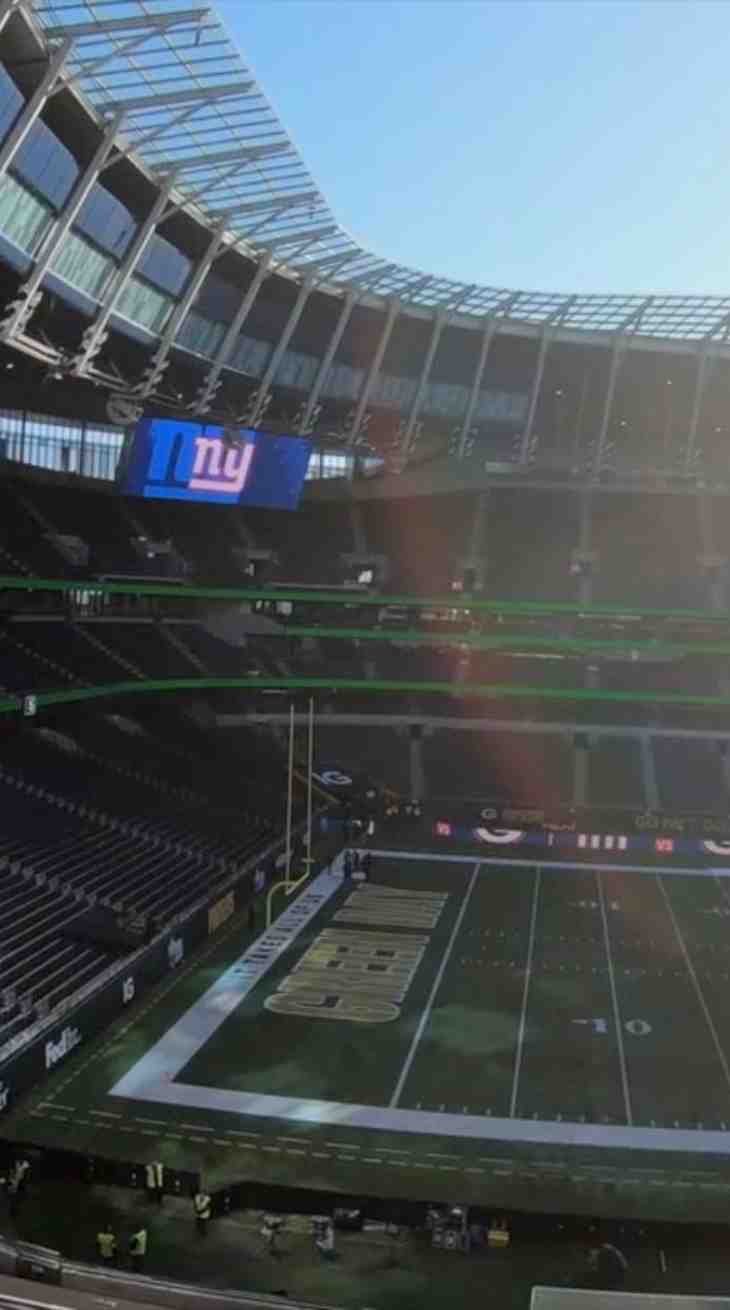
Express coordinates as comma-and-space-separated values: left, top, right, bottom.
485, 489, 580, 603
587, 738, 644, 808
592, 494, 704, 609
0, 676, 300, 1049
0, 468, 723, 610
424, 730, 574, 806
361, 495, 471, 594
654, 737, 727, 812
314, 724, 411, 795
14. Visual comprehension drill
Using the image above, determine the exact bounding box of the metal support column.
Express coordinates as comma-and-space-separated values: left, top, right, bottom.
247, 275, 313, 426
194, 252, 272, 413
576, 489, 594, 606
409, 730, 426, 802
72, 172, 177, 377
519, 324, 550, 464
468, 491, 489, 560
685, 346, 710, 473
573, 737, 588, 808
347, 298, 399, 445
0, 37, 73, 179
640, 733, 660, 811
457, 315, 497, 459
592, 335, 624, 478
297, 289, 356, 434
0, 111, 123, 343
398, 310, 445, 457
137, 219, 227, 398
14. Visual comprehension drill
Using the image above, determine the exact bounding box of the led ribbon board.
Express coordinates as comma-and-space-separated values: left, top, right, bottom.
120, 418, 312, 509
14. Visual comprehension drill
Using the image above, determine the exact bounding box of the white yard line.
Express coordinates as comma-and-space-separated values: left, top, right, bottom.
370, 849, 729, 878
509, 866, 541, 1118
657, 874, 730, 1098
389, 861, 481, 1109
596, 870, 633, 1125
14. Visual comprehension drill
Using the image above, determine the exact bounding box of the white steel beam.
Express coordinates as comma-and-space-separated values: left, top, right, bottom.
399, 310, 446, 456
592, 335, 625, 478
0, 37, 73, 180
685, 346, 710, 473
457, 315, 498, 459
42, 9, 208, 39
519, 322, 551, 464
71, 171, 178, 377
136, 219, 228, 398
347, 298, 399, 445
193, 252, 272, 413
297, 288, 356, 433
0, 109, 124, 344
102, 81, 254, 114
246, 276, 314, 425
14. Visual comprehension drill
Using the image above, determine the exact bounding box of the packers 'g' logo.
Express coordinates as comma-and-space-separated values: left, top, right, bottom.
474, 827, 525, 845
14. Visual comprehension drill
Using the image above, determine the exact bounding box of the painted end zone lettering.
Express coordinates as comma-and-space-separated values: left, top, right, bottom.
265, 993, 400, 1023
265, 888, 442, 1024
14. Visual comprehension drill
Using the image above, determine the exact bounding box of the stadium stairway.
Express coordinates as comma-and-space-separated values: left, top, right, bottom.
71, 624, 145, 680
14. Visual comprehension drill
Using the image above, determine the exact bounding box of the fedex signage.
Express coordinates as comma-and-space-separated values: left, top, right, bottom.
120, 418, 312, 510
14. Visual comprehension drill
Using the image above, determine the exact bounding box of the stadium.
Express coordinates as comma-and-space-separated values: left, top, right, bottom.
0, 0, 729, 1307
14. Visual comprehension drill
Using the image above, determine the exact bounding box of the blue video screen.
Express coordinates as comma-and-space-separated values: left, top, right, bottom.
119, 418, 312, 510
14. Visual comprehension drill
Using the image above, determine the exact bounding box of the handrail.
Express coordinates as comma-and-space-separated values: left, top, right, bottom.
0, 574, 727, 623
1, 675, 730, 717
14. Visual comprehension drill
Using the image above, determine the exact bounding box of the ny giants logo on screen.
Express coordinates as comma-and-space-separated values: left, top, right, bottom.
145, 426, 255, 501
188, 436, 255, 497
121, 418, 312, 509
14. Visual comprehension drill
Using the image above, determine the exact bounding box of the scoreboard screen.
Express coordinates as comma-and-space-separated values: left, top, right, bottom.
119, 418, 312, 510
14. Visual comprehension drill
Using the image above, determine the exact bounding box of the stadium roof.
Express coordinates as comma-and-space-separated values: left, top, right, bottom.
29, 0, 730, 342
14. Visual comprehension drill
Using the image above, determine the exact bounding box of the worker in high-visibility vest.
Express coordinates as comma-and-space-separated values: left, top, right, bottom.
128, 1225, 148, 1272
145, 1161, 164, 1204
96, 1225, 117, 1265
194, 1189, 212, 1235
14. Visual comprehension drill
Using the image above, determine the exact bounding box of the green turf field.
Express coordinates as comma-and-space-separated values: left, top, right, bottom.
7, 850, 730, 1219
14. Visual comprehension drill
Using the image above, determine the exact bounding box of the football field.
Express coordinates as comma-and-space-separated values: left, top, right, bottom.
9, 849, 730, 1218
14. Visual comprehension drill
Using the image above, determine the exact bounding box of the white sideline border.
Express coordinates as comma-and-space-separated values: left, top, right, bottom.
110, 854, 730, 1155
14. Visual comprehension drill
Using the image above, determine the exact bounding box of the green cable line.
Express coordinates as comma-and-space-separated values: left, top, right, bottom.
3, 675, 730, 718
1, 573, 728, 623
284, 623, 730, 658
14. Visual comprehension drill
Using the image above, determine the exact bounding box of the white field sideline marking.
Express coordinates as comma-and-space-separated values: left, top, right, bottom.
109, 853, 730, 1155
389, 862, 480, 1108
509, 867, 541, 1118
597, 870, 632, 1125
657, 874, 730, 1099
110, 866, 342, 1099
369, 850, 730, 878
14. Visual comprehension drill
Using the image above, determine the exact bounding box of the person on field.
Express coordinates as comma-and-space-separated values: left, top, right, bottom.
261, 1214, 283, 1256
194, 1188, 212, 1236
96, 1225, 117, 1266
12, 1160, 30, 1196
145, 1161, 164, 1204
129, 1225, 148, 1272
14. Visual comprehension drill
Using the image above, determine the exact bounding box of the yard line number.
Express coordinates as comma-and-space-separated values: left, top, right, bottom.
573, 1017, 652, 1036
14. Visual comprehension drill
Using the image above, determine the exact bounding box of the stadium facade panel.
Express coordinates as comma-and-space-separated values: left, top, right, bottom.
0, 1, 728, 481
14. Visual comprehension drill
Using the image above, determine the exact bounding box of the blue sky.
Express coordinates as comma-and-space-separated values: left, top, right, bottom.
217, 0, 730, 297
